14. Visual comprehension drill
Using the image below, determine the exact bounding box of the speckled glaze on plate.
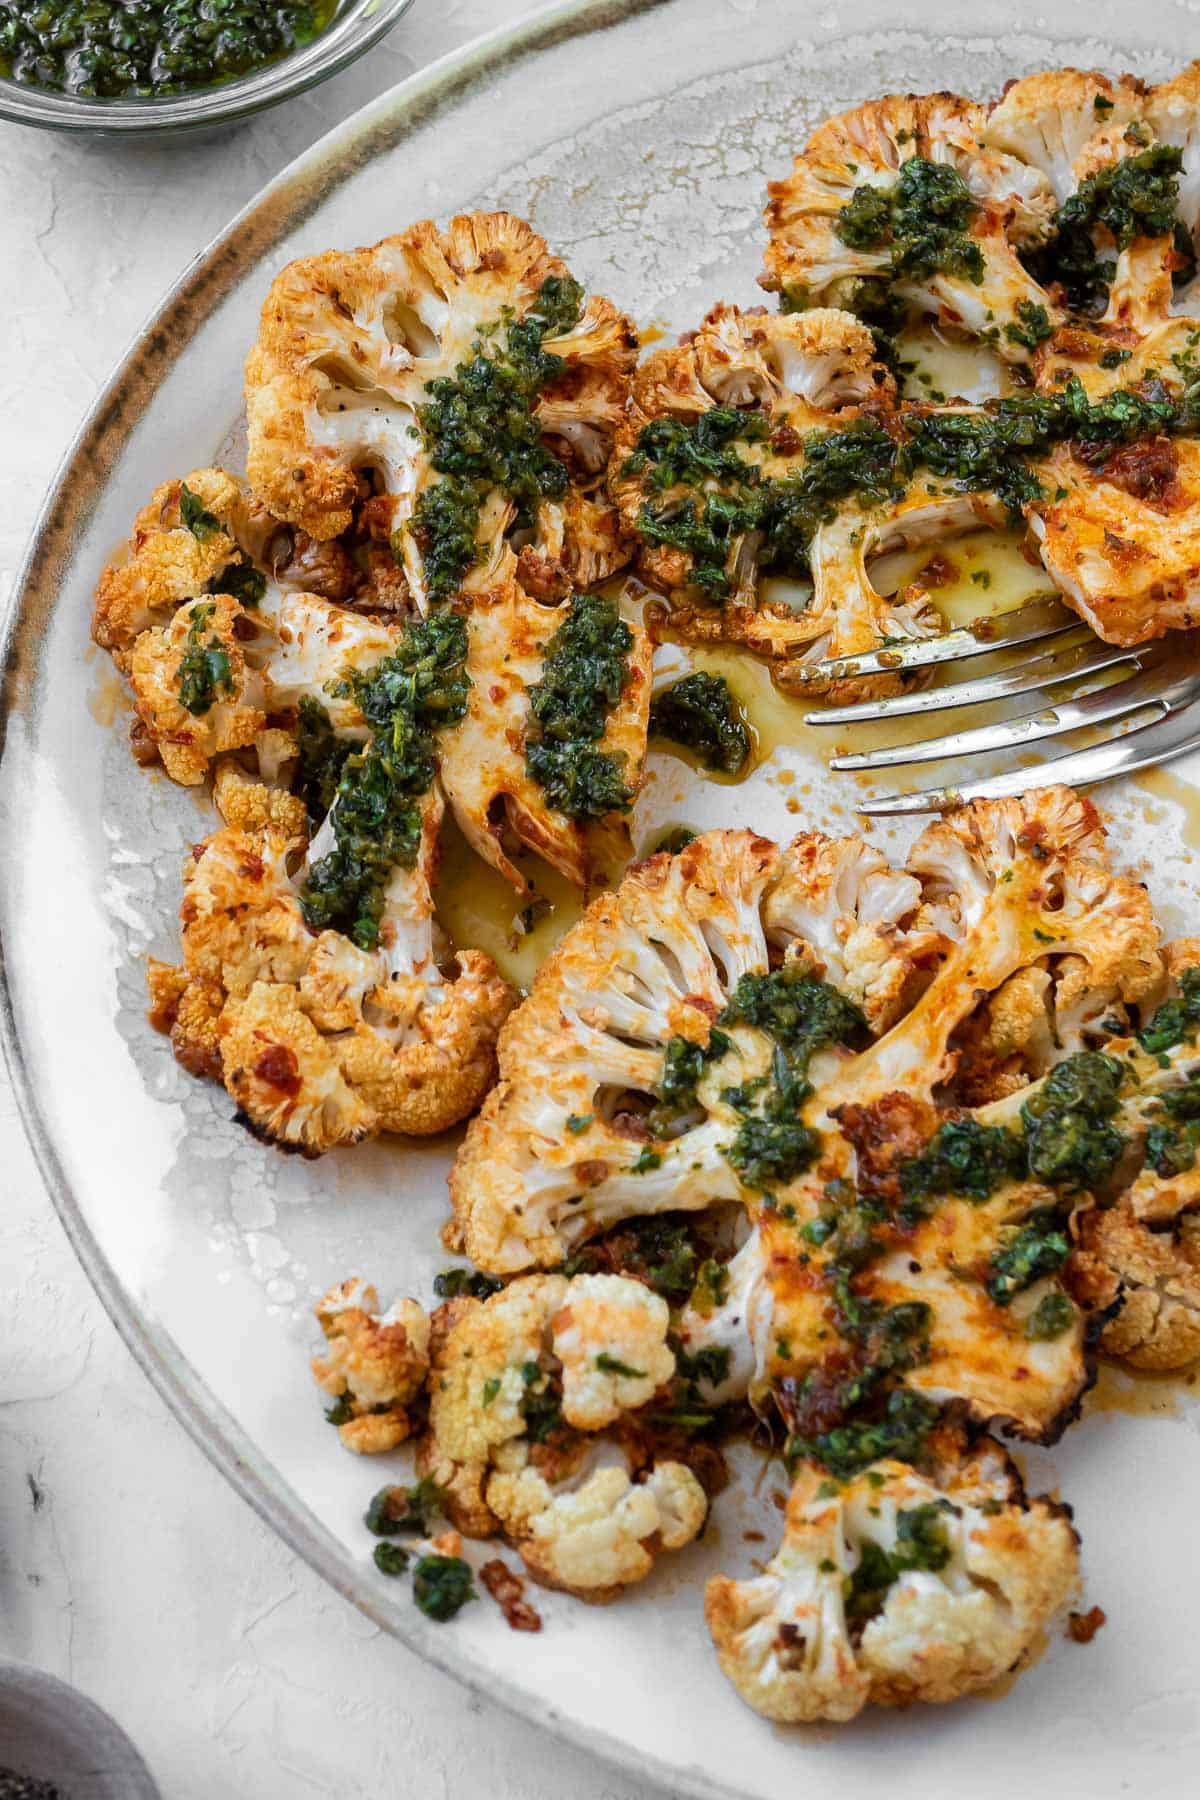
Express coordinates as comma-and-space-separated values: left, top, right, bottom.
3, 3, 1200, 1795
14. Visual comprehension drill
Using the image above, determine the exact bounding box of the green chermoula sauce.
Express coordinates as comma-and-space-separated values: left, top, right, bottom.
0, 0, 336, 99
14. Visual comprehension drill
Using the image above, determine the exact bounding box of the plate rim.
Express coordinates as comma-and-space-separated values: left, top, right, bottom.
0, 2, 744, 1796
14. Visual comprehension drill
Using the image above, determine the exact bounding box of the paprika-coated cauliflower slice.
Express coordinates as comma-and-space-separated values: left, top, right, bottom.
127, 594, 267, 786
705, 1437, 1078, 1723
835, 787, 1159, 1107
761, 93, 1060, 364
436, 579, 651, 893
766, 487, 1005, 702
93, 468, 277, 667
748, 791, 1160, 1444
245, 211, 636, 610
311, 1279, 431, 1455
447, 831, 788, 1273
763, 831, 948, 1032
609, 306, 1023, 700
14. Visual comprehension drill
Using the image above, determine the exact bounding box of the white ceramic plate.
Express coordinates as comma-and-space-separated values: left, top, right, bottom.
4, 2, 1200, 1794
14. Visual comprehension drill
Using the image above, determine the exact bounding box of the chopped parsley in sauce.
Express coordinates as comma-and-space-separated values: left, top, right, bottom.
0, 1, 336, 99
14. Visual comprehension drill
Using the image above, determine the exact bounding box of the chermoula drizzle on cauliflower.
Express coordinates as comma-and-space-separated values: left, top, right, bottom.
243, 212, 650, 886
705, 1430, 1078, 1723
762, 92, 1062, 365
99, 471, 649, 903
93, 473, 518, 1151
608, 302, 977, 698
435, 788, 1200, 1716
149, 785, 513, 1153
613, 291, 1200, 664
746, 63, 1200, 649
244, 212, 635, 597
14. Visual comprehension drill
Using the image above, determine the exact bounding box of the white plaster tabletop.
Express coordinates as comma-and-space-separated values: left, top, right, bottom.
0, 3, 666, 1792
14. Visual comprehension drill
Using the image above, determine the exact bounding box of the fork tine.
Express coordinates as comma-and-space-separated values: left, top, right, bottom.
804, 631, 1135, 726
829, 654, 1165, 771
856, 672, 1200, 815
789, 595, 1073, 684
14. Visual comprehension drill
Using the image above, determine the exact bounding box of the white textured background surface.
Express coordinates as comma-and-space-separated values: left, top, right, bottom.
0, 2, 665, 1792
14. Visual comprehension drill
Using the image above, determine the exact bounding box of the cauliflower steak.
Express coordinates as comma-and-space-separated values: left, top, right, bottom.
442, 790, 1200, 1719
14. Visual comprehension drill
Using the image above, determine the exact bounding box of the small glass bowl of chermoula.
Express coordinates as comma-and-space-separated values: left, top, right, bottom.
0, 0, 416, 137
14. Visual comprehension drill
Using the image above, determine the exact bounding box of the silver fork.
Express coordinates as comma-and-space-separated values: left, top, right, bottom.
794, 595, 1200, 815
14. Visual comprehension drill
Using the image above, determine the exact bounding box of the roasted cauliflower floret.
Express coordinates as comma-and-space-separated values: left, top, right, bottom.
421, 1274, 705, 1594
1078, 1199, 1200, 1370
551, 1274, 675, 1430
705, 1437, 1078, 1723
610, 303, 922, 692
155, 802, 513, 1152
763, 831, 947, 1032
981, 69, 1148, 205
170, 823, 315, 1005
311, 1279, 430, 1454
93, 468, 275, 667
1029, 436, 1200, 645
211, 755, 307, 838
428, 1276, 567, 1477
762, 93, 1060, 363
489, 1457, 706, 1601
245, 211, 635, 606
126, 594, 266, 786
111, 536, 415, 794
687, 303, 891, 420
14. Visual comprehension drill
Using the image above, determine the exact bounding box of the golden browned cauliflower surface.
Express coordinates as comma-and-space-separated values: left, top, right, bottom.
312, 1279, 431, 1454
706, 1432, 1078, 1723
155, 801, 514, 1154
243, 211, 651, 889
434, 787, 1200, 1717
734, 61, 1200, 650
415, 1274, 707, 1599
